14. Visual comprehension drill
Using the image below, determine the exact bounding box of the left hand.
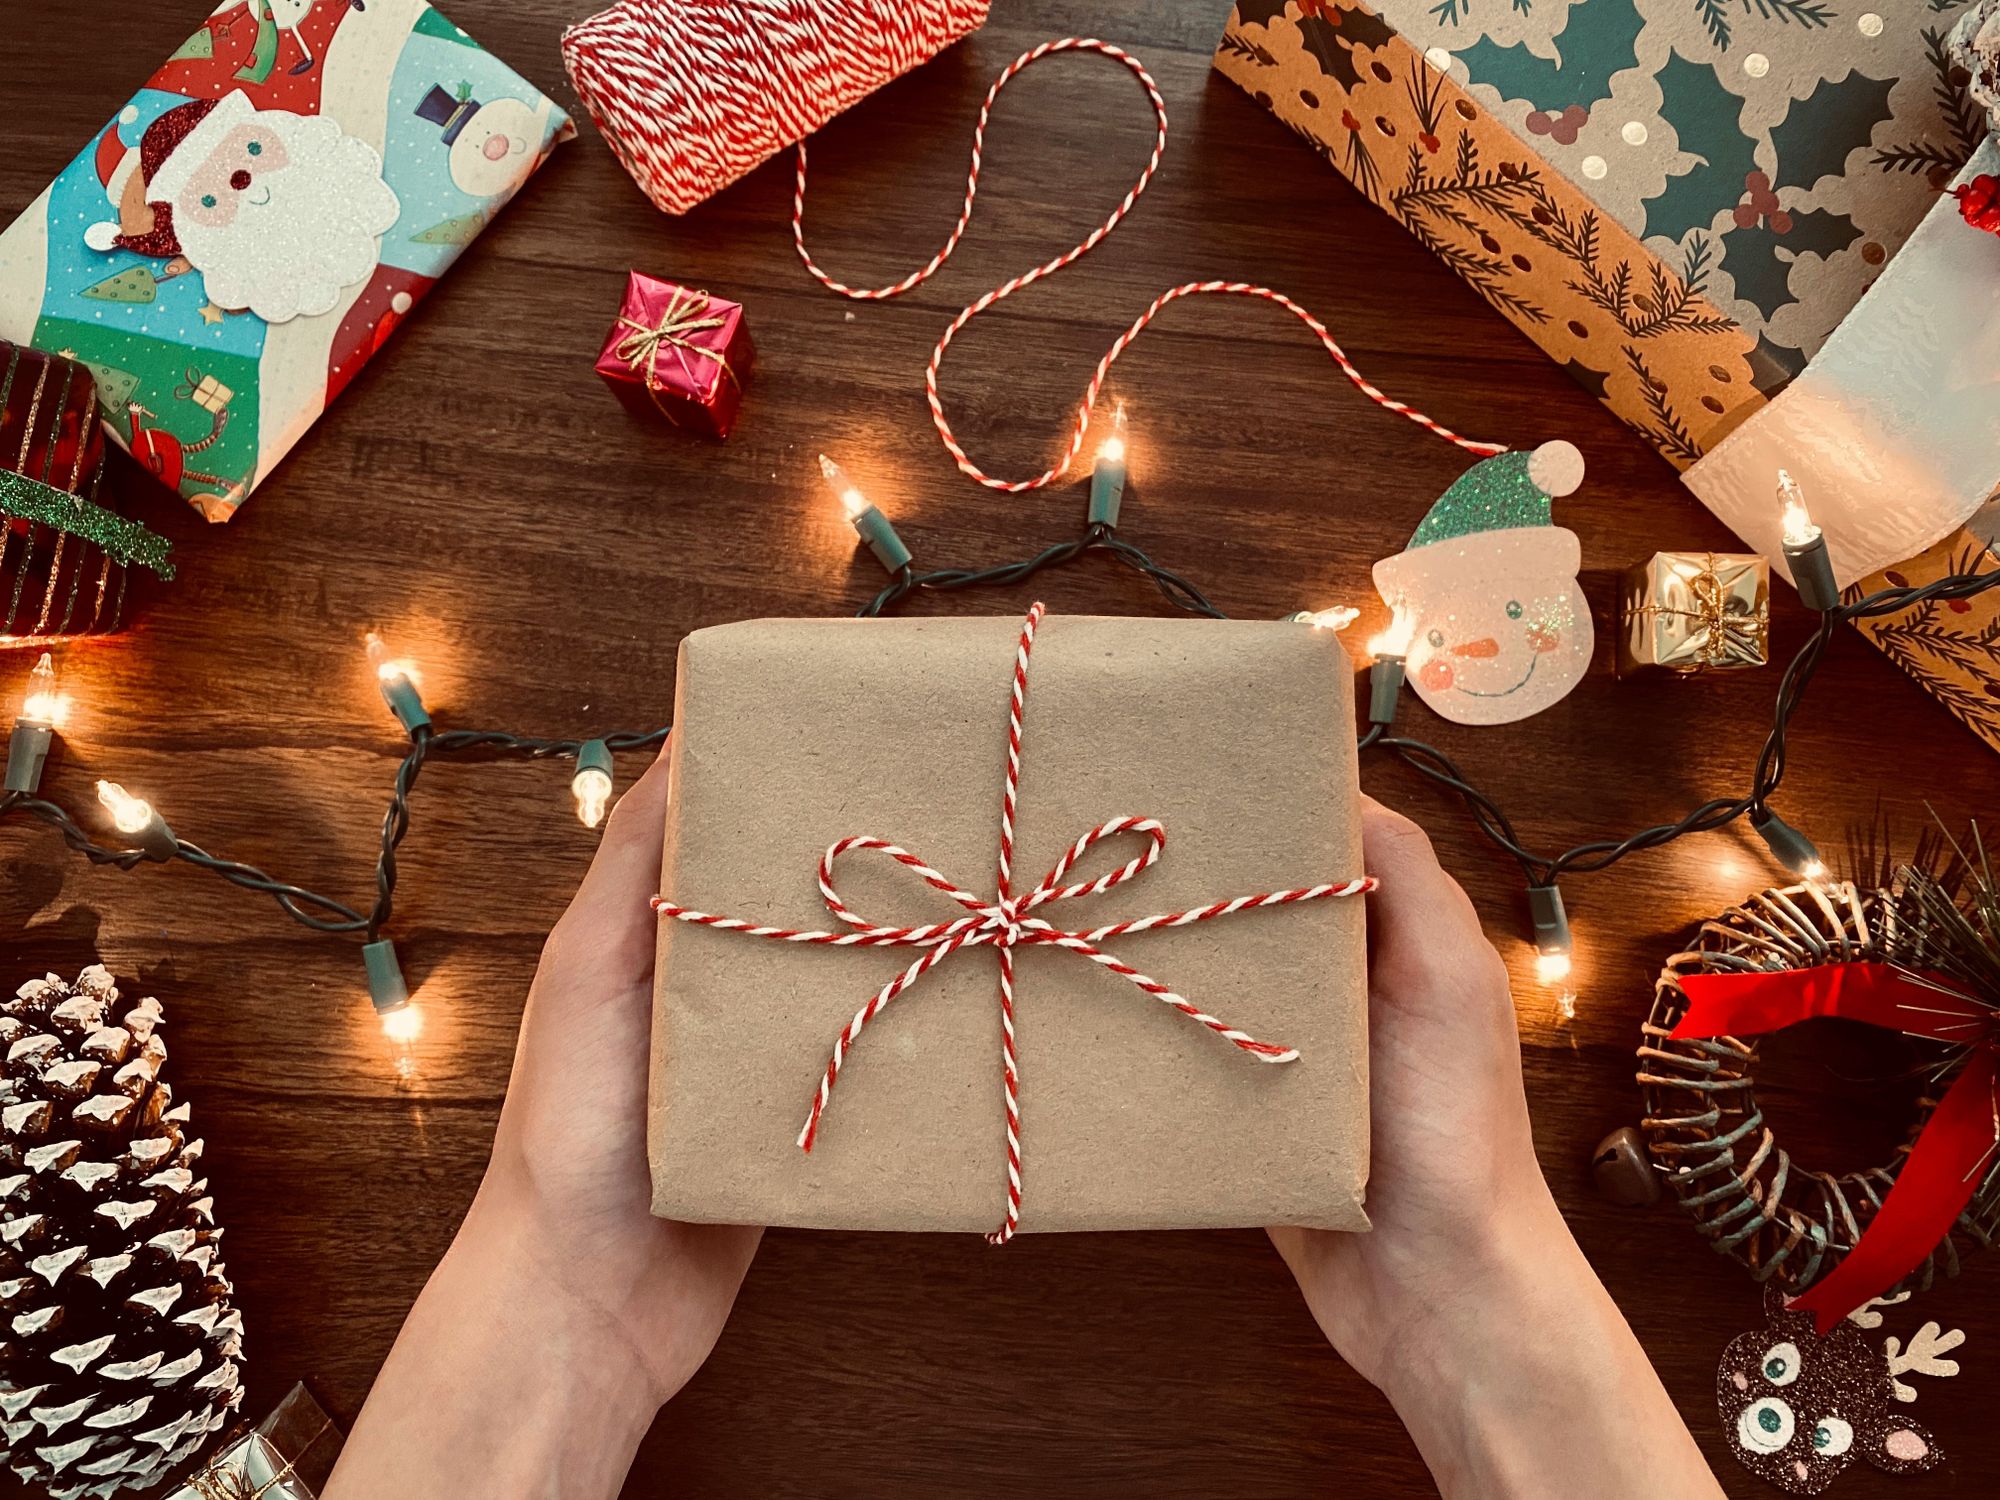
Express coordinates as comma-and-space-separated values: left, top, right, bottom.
476, 741, 762, 1408
326, 746, 760, 1500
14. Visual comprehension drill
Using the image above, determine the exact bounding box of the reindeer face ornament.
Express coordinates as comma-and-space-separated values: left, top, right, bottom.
1718, 1289, 1959, 1494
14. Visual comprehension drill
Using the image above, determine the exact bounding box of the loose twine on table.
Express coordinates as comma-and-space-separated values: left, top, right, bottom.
653, 603, 1377, 1242
791, 37, 1507, 491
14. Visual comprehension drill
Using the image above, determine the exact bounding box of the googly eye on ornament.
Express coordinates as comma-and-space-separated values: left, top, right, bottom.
1370, 439, 1594, 727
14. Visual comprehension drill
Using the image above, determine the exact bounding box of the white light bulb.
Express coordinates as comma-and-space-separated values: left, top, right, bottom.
19, 652, 66, 728
380, 1003, 424, 1044
1777, 469, 1819, 548
819, 454, 871, 522
1369, 599, 1418, 659
572, 766, 614, 829
365, 632, 422, 692
1535, 950, 1573, 985
1095, 403, 1128, 465
95, 780, 155, 836
1302, 606, 1358, 632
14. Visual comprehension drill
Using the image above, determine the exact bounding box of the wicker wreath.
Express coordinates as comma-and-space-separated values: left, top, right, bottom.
1638, 878, 2000, 1295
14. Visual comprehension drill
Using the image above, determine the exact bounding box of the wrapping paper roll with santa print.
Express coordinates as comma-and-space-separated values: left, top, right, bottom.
0, 0, 572, 522
1371, 441, 1593, 727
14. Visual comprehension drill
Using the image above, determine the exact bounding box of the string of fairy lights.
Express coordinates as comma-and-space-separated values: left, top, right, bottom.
3, 410, 1998, 1046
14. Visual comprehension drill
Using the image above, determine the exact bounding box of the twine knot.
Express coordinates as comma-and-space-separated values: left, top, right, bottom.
653, 603, 1377, 1243
614, 286, 735, 397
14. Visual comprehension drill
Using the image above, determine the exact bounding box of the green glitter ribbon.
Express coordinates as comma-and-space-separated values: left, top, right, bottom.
0, 468, 176, 580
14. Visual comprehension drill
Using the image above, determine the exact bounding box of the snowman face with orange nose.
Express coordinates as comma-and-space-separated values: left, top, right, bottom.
1370, 443, 1594, 727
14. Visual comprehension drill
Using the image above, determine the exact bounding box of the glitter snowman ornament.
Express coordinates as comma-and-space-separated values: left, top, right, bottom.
1371, 441, 1592, 726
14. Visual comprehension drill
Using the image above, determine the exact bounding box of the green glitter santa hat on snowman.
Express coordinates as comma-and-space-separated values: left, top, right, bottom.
1406, 440, 1585, 548
1371, 440, 1593, 728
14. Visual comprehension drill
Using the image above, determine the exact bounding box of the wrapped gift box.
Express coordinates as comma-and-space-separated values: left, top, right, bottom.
0, 0, 572, 522
1215, 1, 2000, 751
651, 614, 1372, 1234
1620, 550, 1770, 672
1, 341, 175, 643
594, 274, 753, 438
162, 1382, 342, 1500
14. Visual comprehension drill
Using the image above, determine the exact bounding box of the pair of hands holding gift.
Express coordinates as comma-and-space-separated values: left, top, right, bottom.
325, 748, 1724, 1499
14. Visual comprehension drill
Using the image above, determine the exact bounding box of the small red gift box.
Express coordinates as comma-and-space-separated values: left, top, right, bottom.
594, 275, 752, 439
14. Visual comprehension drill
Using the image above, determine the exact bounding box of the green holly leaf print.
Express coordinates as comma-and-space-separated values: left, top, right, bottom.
1230, 0, 1292, 25
1640, 54, 1758, 244
1770, 72, 1899, 194
1720, 210, 1861, 321
1296, 7, 1400, 94
1456, 0, 1643, 113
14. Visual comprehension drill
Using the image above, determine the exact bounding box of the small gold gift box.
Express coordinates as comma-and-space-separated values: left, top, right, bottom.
1619, 552, 1770, 674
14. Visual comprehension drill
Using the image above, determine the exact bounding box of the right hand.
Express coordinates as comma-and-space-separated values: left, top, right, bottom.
1267, 795, 1556, 1393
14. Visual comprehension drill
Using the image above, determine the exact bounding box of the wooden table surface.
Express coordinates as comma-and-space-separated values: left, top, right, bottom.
4, 2, 1996, 1495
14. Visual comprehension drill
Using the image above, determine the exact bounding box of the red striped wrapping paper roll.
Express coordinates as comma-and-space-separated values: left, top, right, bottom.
562, 0, 993, 215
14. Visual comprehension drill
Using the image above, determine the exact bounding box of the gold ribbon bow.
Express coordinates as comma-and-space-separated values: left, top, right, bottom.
614, 287, 737, 420
1630, 554, 1767, 667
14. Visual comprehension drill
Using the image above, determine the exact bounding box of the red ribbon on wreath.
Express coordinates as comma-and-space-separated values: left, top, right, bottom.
1672, 962, 1999, 1333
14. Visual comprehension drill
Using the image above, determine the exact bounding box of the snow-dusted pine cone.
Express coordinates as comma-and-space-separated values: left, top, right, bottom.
0, 966, 242, 1498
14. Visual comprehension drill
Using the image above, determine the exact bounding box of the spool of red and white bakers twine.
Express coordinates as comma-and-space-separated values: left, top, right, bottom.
564, 10, 1505, 488
563, 0, 993, 214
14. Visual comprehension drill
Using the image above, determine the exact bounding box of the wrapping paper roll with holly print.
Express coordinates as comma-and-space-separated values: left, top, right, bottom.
1214, 0, 2000, 754
0, 0, 572, 522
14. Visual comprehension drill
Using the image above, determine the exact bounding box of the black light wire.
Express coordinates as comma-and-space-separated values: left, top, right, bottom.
1, 495, 1995, 975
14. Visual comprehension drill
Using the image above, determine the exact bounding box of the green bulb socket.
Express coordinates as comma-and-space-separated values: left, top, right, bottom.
575, 738, 613, 780
1526, 884, 1572, 957
852, 506, 913, 575
4, 721, 52, 795
379, 675, 431, 736
1752, 807, 1824, 879
364, 939, 410, 1015
1088, 460, 1126, 530
1784, 533, 1840, 614
1368, 657, 1406, 727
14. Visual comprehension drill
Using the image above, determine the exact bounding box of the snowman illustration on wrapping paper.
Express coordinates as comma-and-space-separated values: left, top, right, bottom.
1371, 441, 1593, 727
413, 82, 555, 202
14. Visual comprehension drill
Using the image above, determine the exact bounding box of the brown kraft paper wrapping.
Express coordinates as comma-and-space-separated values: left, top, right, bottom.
649, 614, 1371, 1234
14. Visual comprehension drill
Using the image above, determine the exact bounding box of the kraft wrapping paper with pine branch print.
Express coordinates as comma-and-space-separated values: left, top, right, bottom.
1215, 0, 2000, 754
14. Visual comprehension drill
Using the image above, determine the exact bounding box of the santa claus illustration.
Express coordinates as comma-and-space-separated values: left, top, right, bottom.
83, 90, 401, 323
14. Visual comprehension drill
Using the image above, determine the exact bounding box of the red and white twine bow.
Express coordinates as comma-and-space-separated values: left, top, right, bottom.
653, 604, 1377, 1242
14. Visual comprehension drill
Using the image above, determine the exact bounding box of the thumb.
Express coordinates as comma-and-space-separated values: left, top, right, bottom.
545, 739, 672, 983
1358, 795, 1482, 976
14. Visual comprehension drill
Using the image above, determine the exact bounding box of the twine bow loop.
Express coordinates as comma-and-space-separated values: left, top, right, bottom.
653, 604, 1376, 1242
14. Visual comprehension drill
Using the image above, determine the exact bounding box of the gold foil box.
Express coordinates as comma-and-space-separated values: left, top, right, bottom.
1620, 551, 1770, 673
